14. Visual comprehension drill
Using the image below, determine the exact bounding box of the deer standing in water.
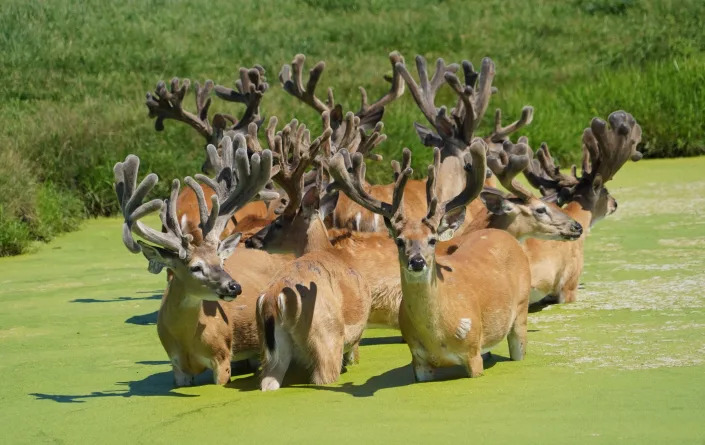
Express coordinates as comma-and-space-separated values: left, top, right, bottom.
328, 142, 532, 381
521, 111, 642, 304
115, 136, 282, 386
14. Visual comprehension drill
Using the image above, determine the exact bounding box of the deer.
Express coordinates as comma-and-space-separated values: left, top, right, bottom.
327, 140, 532, 381
255, 202, 372, 390
448, 137, 584, 246
114, 135, 306, 387
520, 111, 642, 304
249, 134, 582, 333
145, 65, 280, 242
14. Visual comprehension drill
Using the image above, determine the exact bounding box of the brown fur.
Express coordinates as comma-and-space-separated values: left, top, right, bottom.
256, 218, 372, 390
156, 247, 294, 386
523, 202, 592, 304
395, 223, 531, 381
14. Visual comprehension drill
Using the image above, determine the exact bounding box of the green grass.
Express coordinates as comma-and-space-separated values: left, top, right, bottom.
1, 157, 704, 443
1, 0, 705, 254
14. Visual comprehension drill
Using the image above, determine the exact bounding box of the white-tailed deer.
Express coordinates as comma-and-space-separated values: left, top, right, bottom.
115, 136, 294, 386
328, 142, 532, 381
256, 244, 371, 390
452, 138, 583, 244
521, 111, 642, 304
251, 139, 581, 333
244, 138, 373, 389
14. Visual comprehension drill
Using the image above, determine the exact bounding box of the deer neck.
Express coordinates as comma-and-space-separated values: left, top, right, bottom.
301, 213, 333, 255
564, 201, 593, 235
398, 258, 443, 329
158, 276, 204, 330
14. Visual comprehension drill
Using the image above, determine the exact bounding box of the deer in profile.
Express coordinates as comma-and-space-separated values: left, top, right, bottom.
115, 136, 291, 386
521, 111, 642, 304
447, 137, 584, 247
328, 142, 531, 381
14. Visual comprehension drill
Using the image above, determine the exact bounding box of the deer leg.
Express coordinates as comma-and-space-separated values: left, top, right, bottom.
211, 356, 232, 385
466, 351, 484, 378
260, 326, 293, 392
342, 343, 360, 367
411, 351, 435, 382
172, 363, 195, 387
311, 337, 343, 385
508, 312, 528, 361
562, 287, 578, 303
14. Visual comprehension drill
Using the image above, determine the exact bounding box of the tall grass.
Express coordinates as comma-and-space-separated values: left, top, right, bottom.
1, 0, 703, 255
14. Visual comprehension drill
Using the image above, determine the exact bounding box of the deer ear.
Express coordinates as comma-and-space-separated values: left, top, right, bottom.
480, 190, 513, 215
319, 190, 339, 220
138, 241, 178, 274
592, 174, 603, 194
438, 208, 466, 241
217, 232, 242, 260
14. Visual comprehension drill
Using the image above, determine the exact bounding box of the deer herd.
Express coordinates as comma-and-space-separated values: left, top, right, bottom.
115, 51, 642, 390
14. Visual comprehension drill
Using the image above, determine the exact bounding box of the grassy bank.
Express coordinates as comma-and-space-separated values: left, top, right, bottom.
1, 157, 704, 442
1, 0, 704, 254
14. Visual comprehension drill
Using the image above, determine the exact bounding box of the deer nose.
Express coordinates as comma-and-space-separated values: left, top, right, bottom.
408, 256, 427, 272
227, 281, 242, 296
571, 222, 583, 235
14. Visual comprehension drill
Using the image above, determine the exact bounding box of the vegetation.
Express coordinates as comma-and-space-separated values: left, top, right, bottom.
3, 158, 704, 442
1, 0, 704, 254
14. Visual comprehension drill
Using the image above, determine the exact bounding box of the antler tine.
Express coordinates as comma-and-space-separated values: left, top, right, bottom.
582, 110, 642, 183
188, 135, 275, 242
356, 121, 387, 161
146, 78, 216, 144
214, 65, 269, 132
267, 119, 332, 217
395, 55, 459, 137
488, 106, 535, 143
327, 148, 411, 221
357, 51, 406, 128
521, 141, 579, 196
424, 139, 488, 229
444, 58, 496, 144
114, 155, 191, 258
487, 139, 534, 201
279, 54, 332, 114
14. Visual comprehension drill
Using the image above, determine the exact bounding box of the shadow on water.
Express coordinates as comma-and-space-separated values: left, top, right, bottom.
30, 370, 197, 403
71, 294, 161, 304
360, 336, 404, 346
125, 310, 159, 326
308, 353, 511, 398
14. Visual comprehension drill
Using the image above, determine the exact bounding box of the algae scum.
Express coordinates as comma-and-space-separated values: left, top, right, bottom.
1, 158, 703, 443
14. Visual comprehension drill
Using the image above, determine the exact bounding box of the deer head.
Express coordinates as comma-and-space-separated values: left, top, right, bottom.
327, 140, 486, 278
523, 111, 642, 226
114, 136, 275, 301
483, 137, 583, 241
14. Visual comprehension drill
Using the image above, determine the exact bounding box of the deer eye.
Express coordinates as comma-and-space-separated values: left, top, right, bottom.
395, 238, 405, 248
536, 207, 547, 214
189, 264, 203, 273
428, 238, 437, 246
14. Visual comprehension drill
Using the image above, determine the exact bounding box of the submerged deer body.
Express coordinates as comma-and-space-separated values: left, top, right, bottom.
328, 142, 531, 381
